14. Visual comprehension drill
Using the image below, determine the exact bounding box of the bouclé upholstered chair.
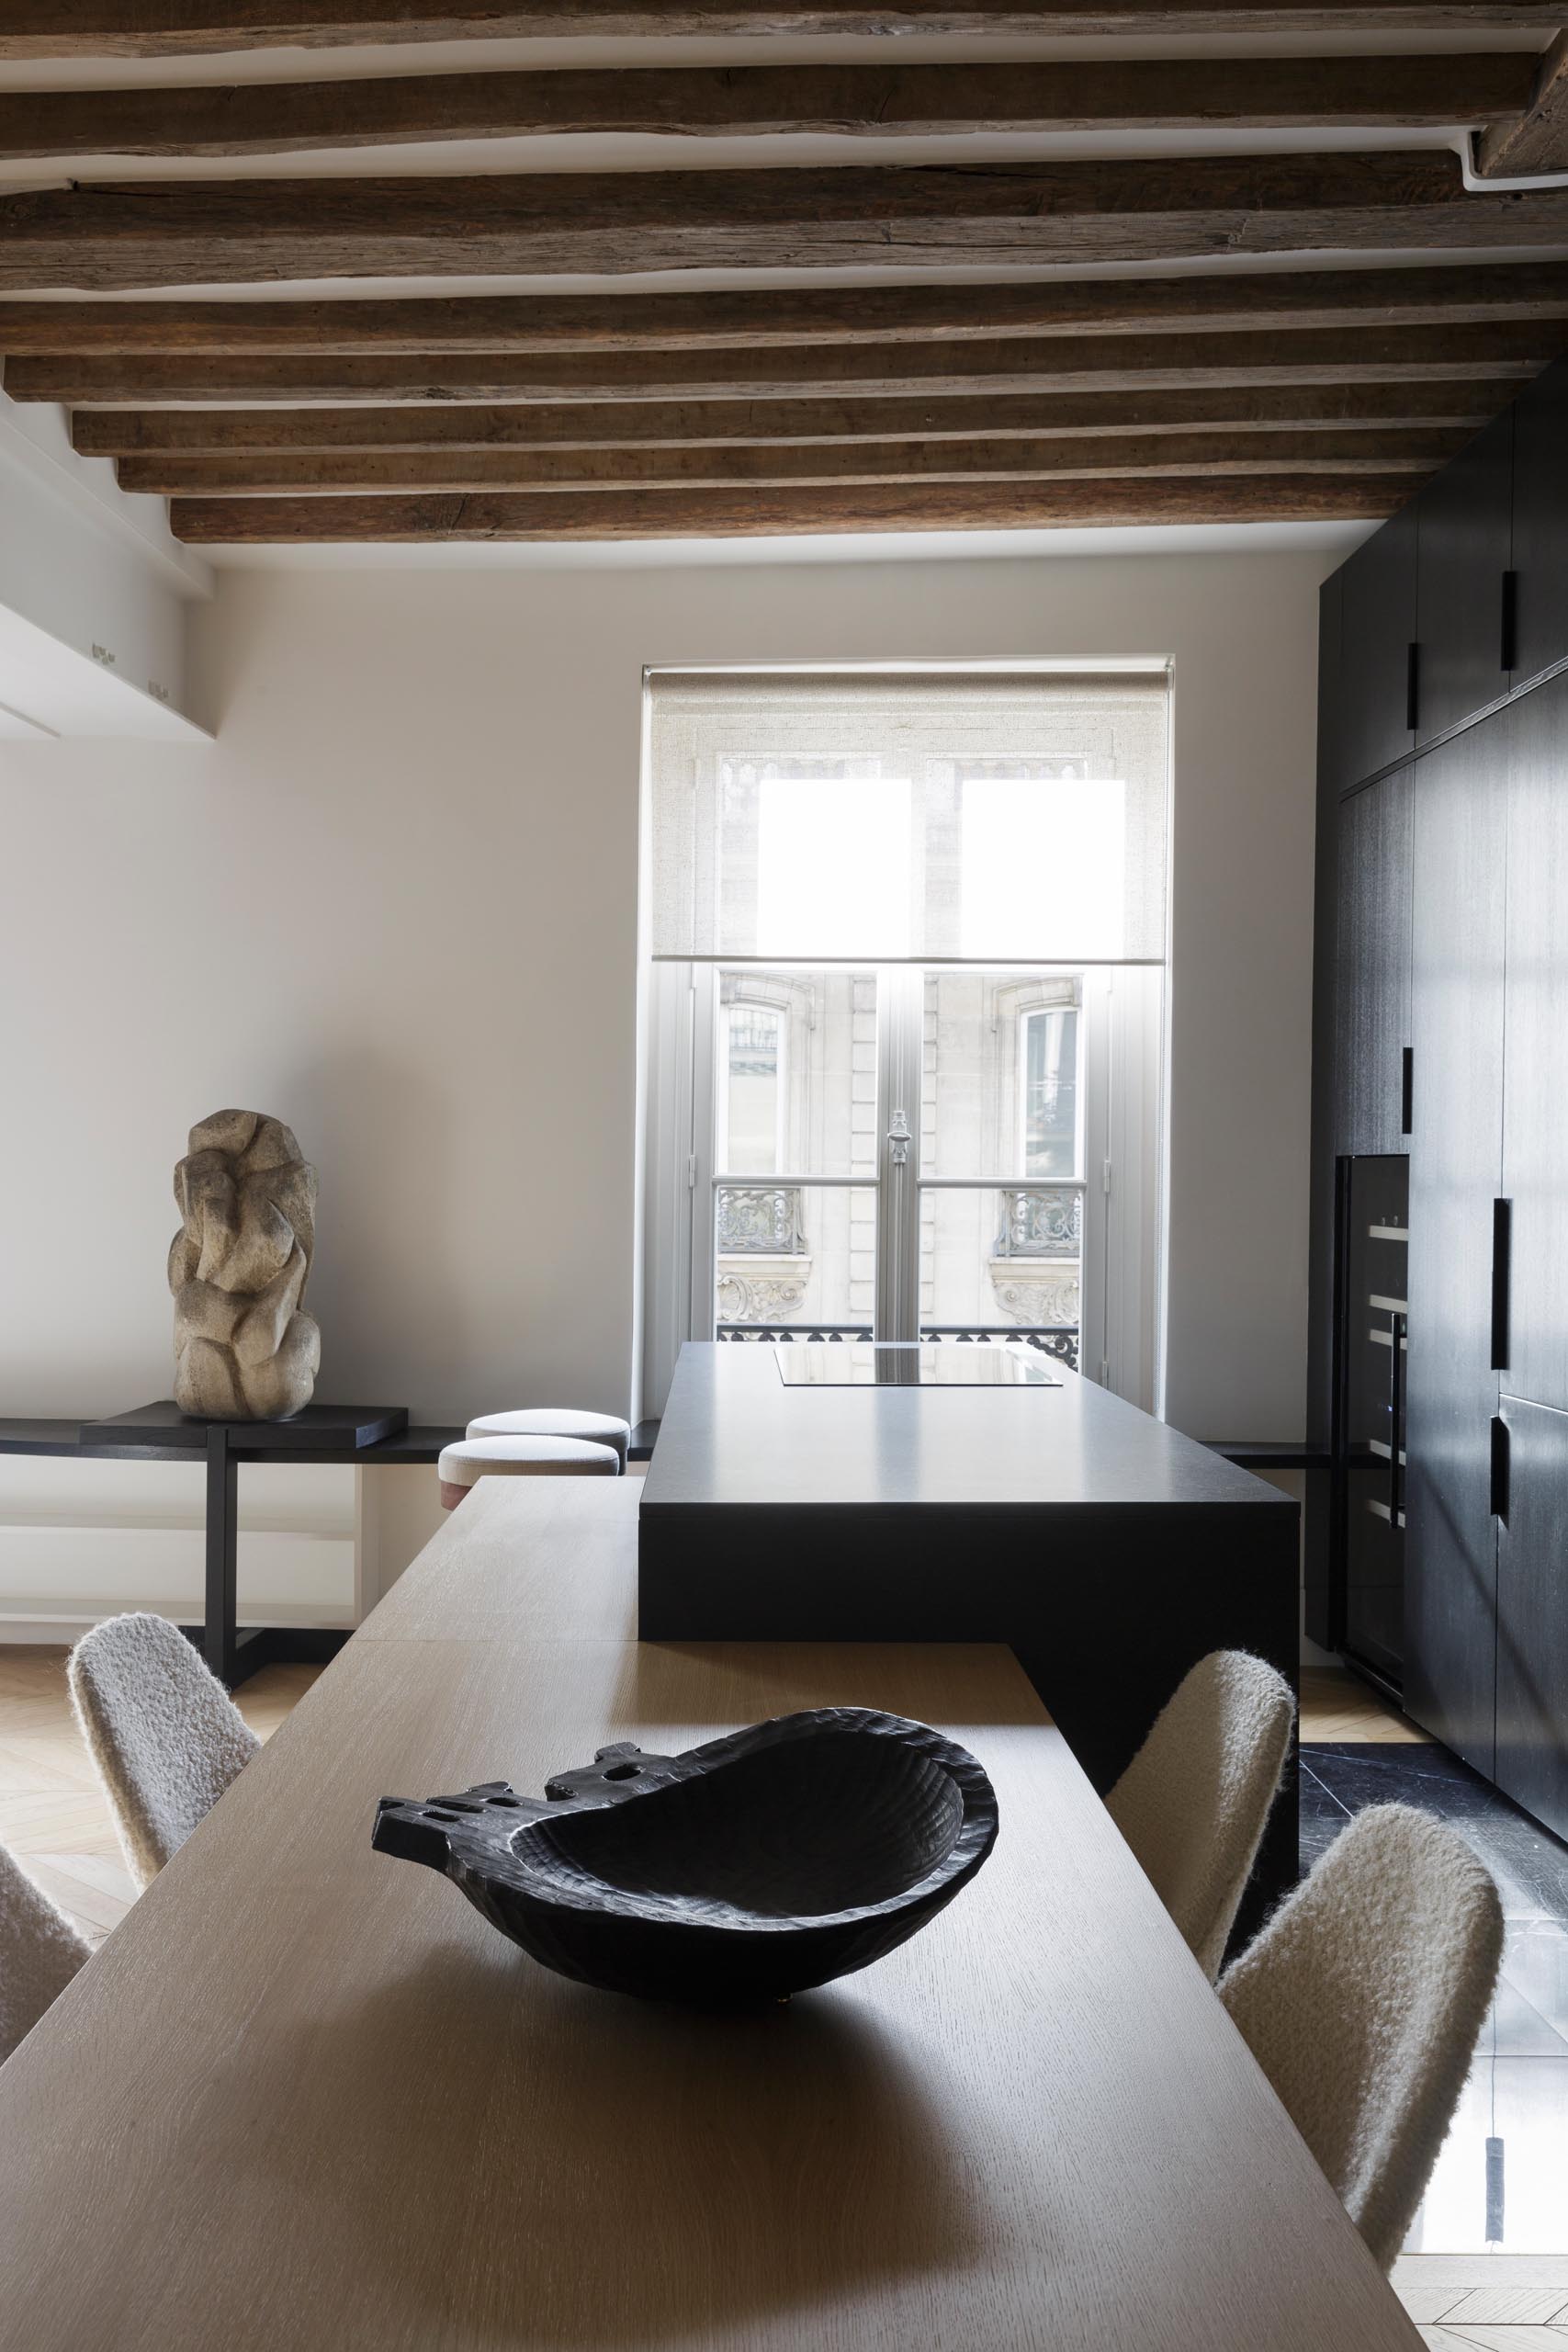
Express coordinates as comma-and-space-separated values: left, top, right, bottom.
69, 1612, 260, 1891
1106, 1649, 1295, 1982
1220, 1803, 1504, 2269
0, 1840, 90, 2064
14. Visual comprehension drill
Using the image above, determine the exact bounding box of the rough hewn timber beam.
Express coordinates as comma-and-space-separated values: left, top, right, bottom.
1475, 28, 1568, 175
115, 424, 1468, 494
0, 55, 1534, 158
169, 473, 1417, 541
3, 2, 1562, 55
14, 322, 1557, 405
4, 153, 1567, 290
9, 262, 1568, 355
69, 379, 1512, 455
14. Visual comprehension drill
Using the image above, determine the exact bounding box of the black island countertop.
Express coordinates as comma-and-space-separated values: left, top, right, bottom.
638, 1340, 1301, 1931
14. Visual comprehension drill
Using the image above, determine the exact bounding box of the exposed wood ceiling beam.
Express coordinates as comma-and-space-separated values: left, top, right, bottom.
6, 154, 1568, 289
12, 322, 1553, 406
9, 263, 1568, 355
1475, 26, 1568, 175
114, 424, 1469, 492
5, 2, 1563, 54
68, 380, 1513, 455
0, 55, 1536, 159
167, 473, 1416, 541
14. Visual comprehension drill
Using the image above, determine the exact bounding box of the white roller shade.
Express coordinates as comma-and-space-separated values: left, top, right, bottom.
647, 668, 1169, 966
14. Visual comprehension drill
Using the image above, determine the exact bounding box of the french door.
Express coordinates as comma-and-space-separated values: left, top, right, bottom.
644, 960, 1160, 1415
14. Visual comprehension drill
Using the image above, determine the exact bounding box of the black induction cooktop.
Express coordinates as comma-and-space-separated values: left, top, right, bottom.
773, 1341, 1061, 1387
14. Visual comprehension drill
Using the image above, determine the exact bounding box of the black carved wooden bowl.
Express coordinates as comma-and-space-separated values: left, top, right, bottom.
372, 1707, 998, 2005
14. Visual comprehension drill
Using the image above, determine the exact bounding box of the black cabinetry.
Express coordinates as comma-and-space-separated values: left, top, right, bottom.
1317, 353, 1568, 1854
1502, 669, 1568, 1416
1496, 1398, 1568, 1845
1404, 722, 1506, 1779
1334, 769, 1412, 1158
1337, 495, 1417, 788
1339, 1157, 1409, 1685
1414, 407, 1515, 745
1510, 359, 1568, 686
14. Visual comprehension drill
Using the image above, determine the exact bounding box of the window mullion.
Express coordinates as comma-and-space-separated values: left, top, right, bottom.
689, 969, 718, 1343
874, 968, 923, 1344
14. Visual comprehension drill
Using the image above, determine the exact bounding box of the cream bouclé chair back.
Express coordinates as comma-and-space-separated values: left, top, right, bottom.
1106, 1649, 1295, 1982
0, 1840, 90, 2064
1220, 1803, 1504, 2270
69, 1613, 261, 1891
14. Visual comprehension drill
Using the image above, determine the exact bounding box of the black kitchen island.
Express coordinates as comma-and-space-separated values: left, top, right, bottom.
639, 1340, 1301, 1918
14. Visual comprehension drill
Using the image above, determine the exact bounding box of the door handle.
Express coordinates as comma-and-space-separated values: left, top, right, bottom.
1490, 1415, 1510, 1523
1400, 1046, 1414, 1137
1502, 571, 1519, 674
886, 1109, 912, 1168
1405, 642, 1420, 734
1490, 1198, 1512, 1372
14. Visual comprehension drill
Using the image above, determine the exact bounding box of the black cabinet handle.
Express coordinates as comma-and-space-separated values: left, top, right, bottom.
1490, 1414, 1510, 1523
1389, 1312, 1405, 1524
1400, 1046, 1414, 1137
1502, 571, 1519, 674
1491, 1198, 1513, 1372
1405, 642, 1420, 734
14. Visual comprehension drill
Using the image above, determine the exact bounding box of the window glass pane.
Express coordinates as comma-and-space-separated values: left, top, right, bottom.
919, 1185, 1080, 1373
716, 967, 877, 1181
919, 970, 1084, 1182
756, 775, 912, 960
1022, 1007, 1079, 1181
715, 1182, 876, 1335
959, 773, 1126, 962
722, 1003, 782, 1175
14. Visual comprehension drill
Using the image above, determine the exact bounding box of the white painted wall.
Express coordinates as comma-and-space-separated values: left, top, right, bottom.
0, 545, 1331, 1454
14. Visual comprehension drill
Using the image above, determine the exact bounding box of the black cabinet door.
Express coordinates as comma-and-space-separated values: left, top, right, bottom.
1502, 670, 1568, 1414
1337, 498, 1418, 788
1415, 406, 1515, 746
1511, 356, 1568, 686
1496, 1397, 1568, 1843
1334, 768, 1412, 1157
1405, 719, 1506, 1775
1315, 569, 1344, 797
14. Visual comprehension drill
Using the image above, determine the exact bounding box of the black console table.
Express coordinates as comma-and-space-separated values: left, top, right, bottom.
1, 1406, 464, 1689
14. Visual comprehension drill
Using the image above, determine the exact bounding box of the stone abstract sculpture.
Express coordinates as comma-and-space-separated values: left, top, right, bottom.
169, 1109, 321, 1421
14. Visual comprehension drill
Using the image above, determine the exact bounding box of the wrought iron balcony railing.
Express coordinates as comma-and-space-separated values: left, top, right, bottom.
716, 1184, 806, 1255
715, 1322, 1079, 1371
994, 1185, 1082, 1260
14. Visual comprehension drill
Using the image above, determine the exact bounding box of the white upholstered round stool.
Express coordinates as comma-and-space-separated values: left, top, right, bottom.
466, 1408, 632, 1473
437, 1435, 620, 1511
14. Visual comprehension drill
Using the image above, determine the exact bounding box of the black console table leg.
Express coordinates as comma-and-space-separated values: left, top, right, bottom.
204, 1428, 240, 1685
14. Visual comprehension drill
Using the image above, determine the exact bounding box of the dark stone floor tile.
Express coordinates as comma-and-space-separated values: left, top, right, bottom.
1297, 1760, 1353, 1877
1302, 1741, 1568, 1922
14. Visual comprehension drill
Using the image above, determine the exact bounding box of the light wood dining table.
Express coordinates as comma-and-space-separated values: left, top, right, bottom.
0, 1476, 1417, 2351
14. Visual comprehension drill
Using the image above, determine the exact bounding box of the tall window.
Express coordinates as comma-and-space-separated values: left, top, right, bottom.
642, 667, 1169, 1415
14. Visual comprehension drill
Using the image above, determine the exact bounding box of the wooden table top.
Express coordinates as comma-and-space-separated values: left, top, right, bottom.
0, 1479, 1416, 2352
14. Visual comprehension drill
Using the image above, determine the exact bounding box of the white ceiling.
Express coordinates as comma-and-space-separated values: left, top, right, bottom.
198, 514, 1375, 566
